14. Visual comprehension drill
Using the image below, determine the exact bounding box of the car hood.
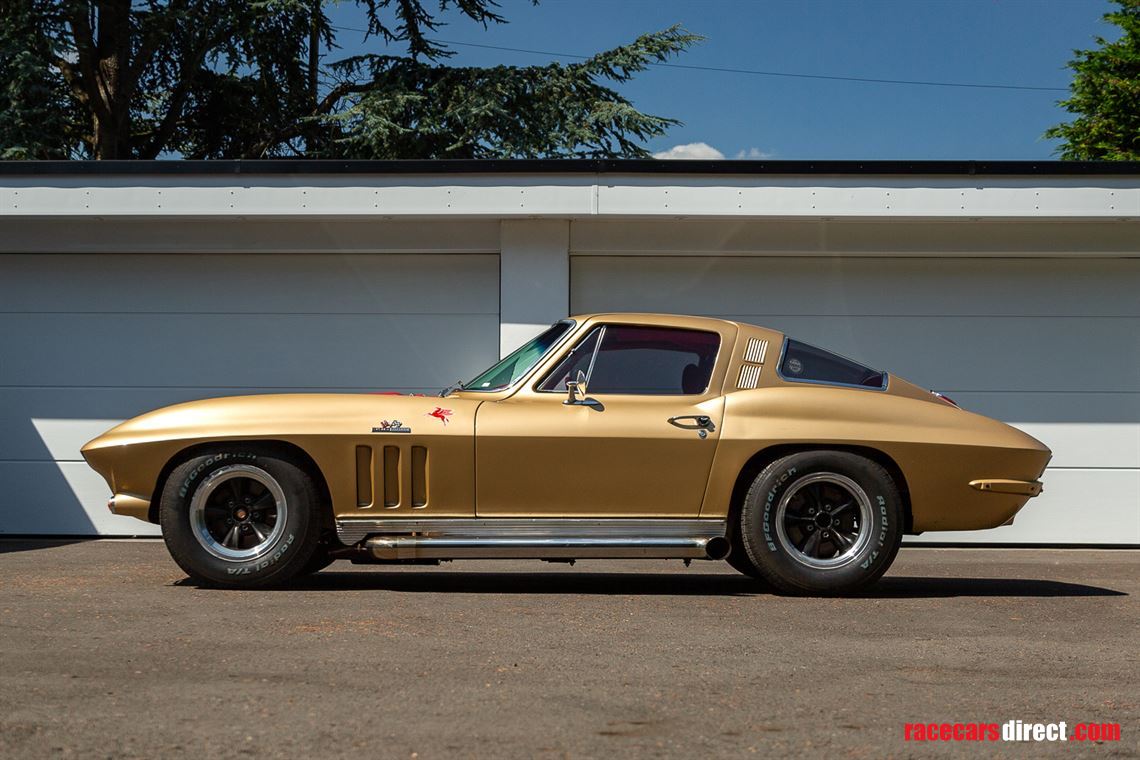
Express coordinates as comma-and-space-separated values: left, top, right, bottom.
81, 393, 480, 453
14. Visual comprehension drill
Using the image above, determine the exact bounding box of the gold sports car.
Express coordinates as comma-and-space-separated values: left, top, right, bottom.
82, 313, 1050, 595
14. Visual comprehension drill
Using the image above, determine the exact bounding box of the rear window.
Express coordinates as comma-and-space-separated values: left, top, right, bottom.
778, 339, 886, 390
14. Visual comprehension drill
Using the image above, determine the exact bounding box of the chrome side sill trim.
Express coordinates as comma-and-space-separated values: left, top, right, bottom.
336, 517, 728, 545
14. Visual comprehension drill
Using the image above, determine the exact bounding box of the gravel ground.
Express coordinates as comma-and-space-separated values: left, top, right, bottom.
0, 540, 1136, 758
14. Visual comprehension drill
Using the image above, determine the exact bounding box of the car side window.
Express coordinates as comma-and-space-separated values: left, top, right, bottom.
778, 338, 887, 390
539, 325, 720, 396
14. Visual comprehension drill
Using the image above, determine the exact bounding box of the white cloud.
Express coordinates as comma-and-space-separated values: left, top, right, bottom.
652, 142, 726, 160
734, 147, 775, 159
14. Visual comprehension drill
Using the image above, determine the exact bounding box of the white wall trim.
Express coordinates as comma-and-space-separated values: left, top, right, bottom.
2, 173, 1138, 220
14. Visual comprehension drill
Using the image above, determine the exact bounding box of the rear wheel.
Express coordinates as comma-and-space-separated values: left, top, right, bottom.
735, 451, 903, 595
159, 450, 324, 588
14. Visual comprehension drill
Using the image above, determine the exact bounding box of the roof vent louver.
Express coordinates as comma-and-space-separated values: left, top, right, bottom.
743, 338, 768, 364
738, 363, 762, 390
737, 338, 768, 389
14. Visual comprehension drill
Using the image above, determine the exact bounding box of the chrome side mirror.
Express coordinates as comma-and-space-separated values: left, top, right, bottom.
566, 370, 588, 403
564, 370, 600, 407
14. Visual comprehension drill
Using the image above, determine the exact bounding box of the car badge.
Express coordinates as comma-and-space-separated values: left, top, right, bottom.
426, 407, 453, 426
786, 358, 804, 375
372, 420, 411, 434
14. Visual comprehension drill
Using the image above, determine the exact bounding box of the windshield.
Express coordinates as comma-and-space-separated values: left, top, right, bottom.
463, 321, 574, 392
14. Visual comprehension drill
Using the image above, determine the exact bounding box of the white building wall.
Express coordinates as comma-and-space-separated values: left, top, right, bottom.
499, 220, 570, 356
0, 167, 1137, 542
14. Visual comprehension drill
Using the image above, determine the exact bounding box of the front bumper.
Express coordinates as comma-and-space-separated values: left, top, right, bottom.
107, 493, 151, 521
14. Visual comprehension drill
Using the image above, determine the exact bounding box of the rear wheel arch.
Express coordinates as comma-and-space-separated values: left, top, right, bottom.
149, 440, 334, 536
726, 443, 913, 547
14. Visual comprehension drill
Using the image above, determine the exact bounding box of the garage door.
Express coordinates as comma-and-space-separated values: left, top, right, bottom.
572, 255, 1140, 544
0, 253, 499, 536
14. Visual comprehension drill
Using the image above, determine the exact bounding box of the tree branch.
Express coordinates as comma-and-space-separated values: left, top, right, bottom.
64, 2, 107, 120
140, 37, 212, 159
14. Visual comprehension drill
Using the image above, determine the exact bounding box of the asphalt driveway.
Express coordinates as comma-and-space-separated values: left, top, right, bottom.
0, 541, 1135, 758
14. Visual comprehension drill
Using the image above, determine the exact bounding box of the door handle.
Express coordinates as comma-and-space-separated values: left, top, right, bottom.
667, 415, 715, 431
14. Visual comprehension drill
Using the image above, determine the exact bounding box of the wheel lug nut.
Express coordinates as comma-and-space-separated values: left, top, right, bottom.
808, 508, 815, 515
823, 531, 830, 538
806, 524, 814, 531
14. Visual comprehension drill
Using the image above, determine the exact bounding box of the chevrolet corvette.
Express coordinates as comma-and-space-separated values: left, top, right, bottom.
82, 313, 1050, 595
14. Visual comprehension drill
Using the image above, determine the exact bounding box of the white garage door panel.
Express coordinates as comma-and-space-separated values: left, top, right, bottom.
0, 254, 498, 314
1001, 423, 1140, 470
948, 390, 1139, 470
572, 254, 1140, 545
911, 469, 1140, 545
1, 313, 497, 389
572, 256, 1140, 317
0, 252, 499, 536
948, 391, 1137, 424
712, 315, 1139, 393
0, 462, 146, 535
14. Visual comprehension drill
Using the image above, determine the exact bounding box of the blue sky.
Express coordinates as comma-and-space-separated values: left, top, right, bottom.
327, 0, 1119, 160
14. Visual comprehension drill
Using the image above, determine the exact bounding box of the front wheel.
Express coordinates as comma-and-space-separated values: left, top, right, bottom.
736, 451, 904, 596
159, 450, 325, 588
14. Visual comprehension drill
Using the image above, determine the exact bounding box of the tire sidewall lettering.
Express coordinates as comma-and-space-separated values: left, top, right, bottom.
174, 453, 292, 578
223, 532, 296, 575
754, 459, 899, 578
859, 495, 888, 569
762, 467, 795, 552
178, 452, 258, 498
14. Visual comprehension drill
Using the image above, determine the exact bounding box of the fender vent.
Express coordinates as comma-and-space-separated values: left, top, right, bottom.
743, 338, 768, 364
411, 445, 428, 509
355, 446, 374, 508
738, 363, 762, 390
383, 446, 400, 508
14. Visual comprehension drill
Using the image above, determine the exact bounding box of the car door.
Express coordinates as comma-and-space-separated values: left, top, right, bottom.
474, 321, 734, 517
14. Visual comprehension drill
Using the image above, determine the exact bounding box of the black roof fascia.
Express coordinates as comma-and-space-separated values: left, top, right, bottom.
1, 159, 1139, 177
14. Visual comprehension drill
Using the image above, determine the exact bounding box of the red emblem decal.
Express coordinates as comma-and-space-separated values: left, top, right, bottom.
426, 407, 453, 425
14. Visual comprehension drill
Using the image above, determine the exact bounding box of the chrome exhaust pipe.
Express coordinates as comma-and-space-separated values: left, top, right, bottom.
704, 536, 731, 560
363, 535, 720, 561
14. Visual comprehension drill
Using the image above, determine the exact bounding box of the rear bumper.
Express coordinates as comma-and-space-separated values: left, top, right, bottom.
969, 479, 1043, 497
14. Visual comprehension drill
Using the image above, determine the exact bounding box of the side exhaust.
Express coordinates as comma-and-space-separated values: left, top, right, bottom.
362, 534, 731, 562
703, 536, 731, 560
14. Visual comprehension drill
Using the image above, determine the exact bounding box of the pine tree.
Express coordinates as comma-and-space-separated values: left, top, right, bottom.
1046, 0, 1140, 160
0, 1, 698, 160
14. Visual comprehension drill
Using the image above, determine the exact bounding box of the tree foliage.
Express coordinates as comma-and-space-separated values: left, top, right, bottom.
0, 1, 698, 160
1046, 0, 1140, 160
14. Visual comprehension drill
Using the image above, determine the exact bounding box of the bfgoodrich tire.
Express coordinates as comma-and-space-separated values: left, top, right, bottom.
737, 451, 903, 596
159, 450, 324, 588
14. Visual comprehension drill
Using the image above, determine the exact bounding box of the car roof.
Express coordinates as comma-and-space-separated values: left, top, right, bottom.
567, 312, 752, 331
